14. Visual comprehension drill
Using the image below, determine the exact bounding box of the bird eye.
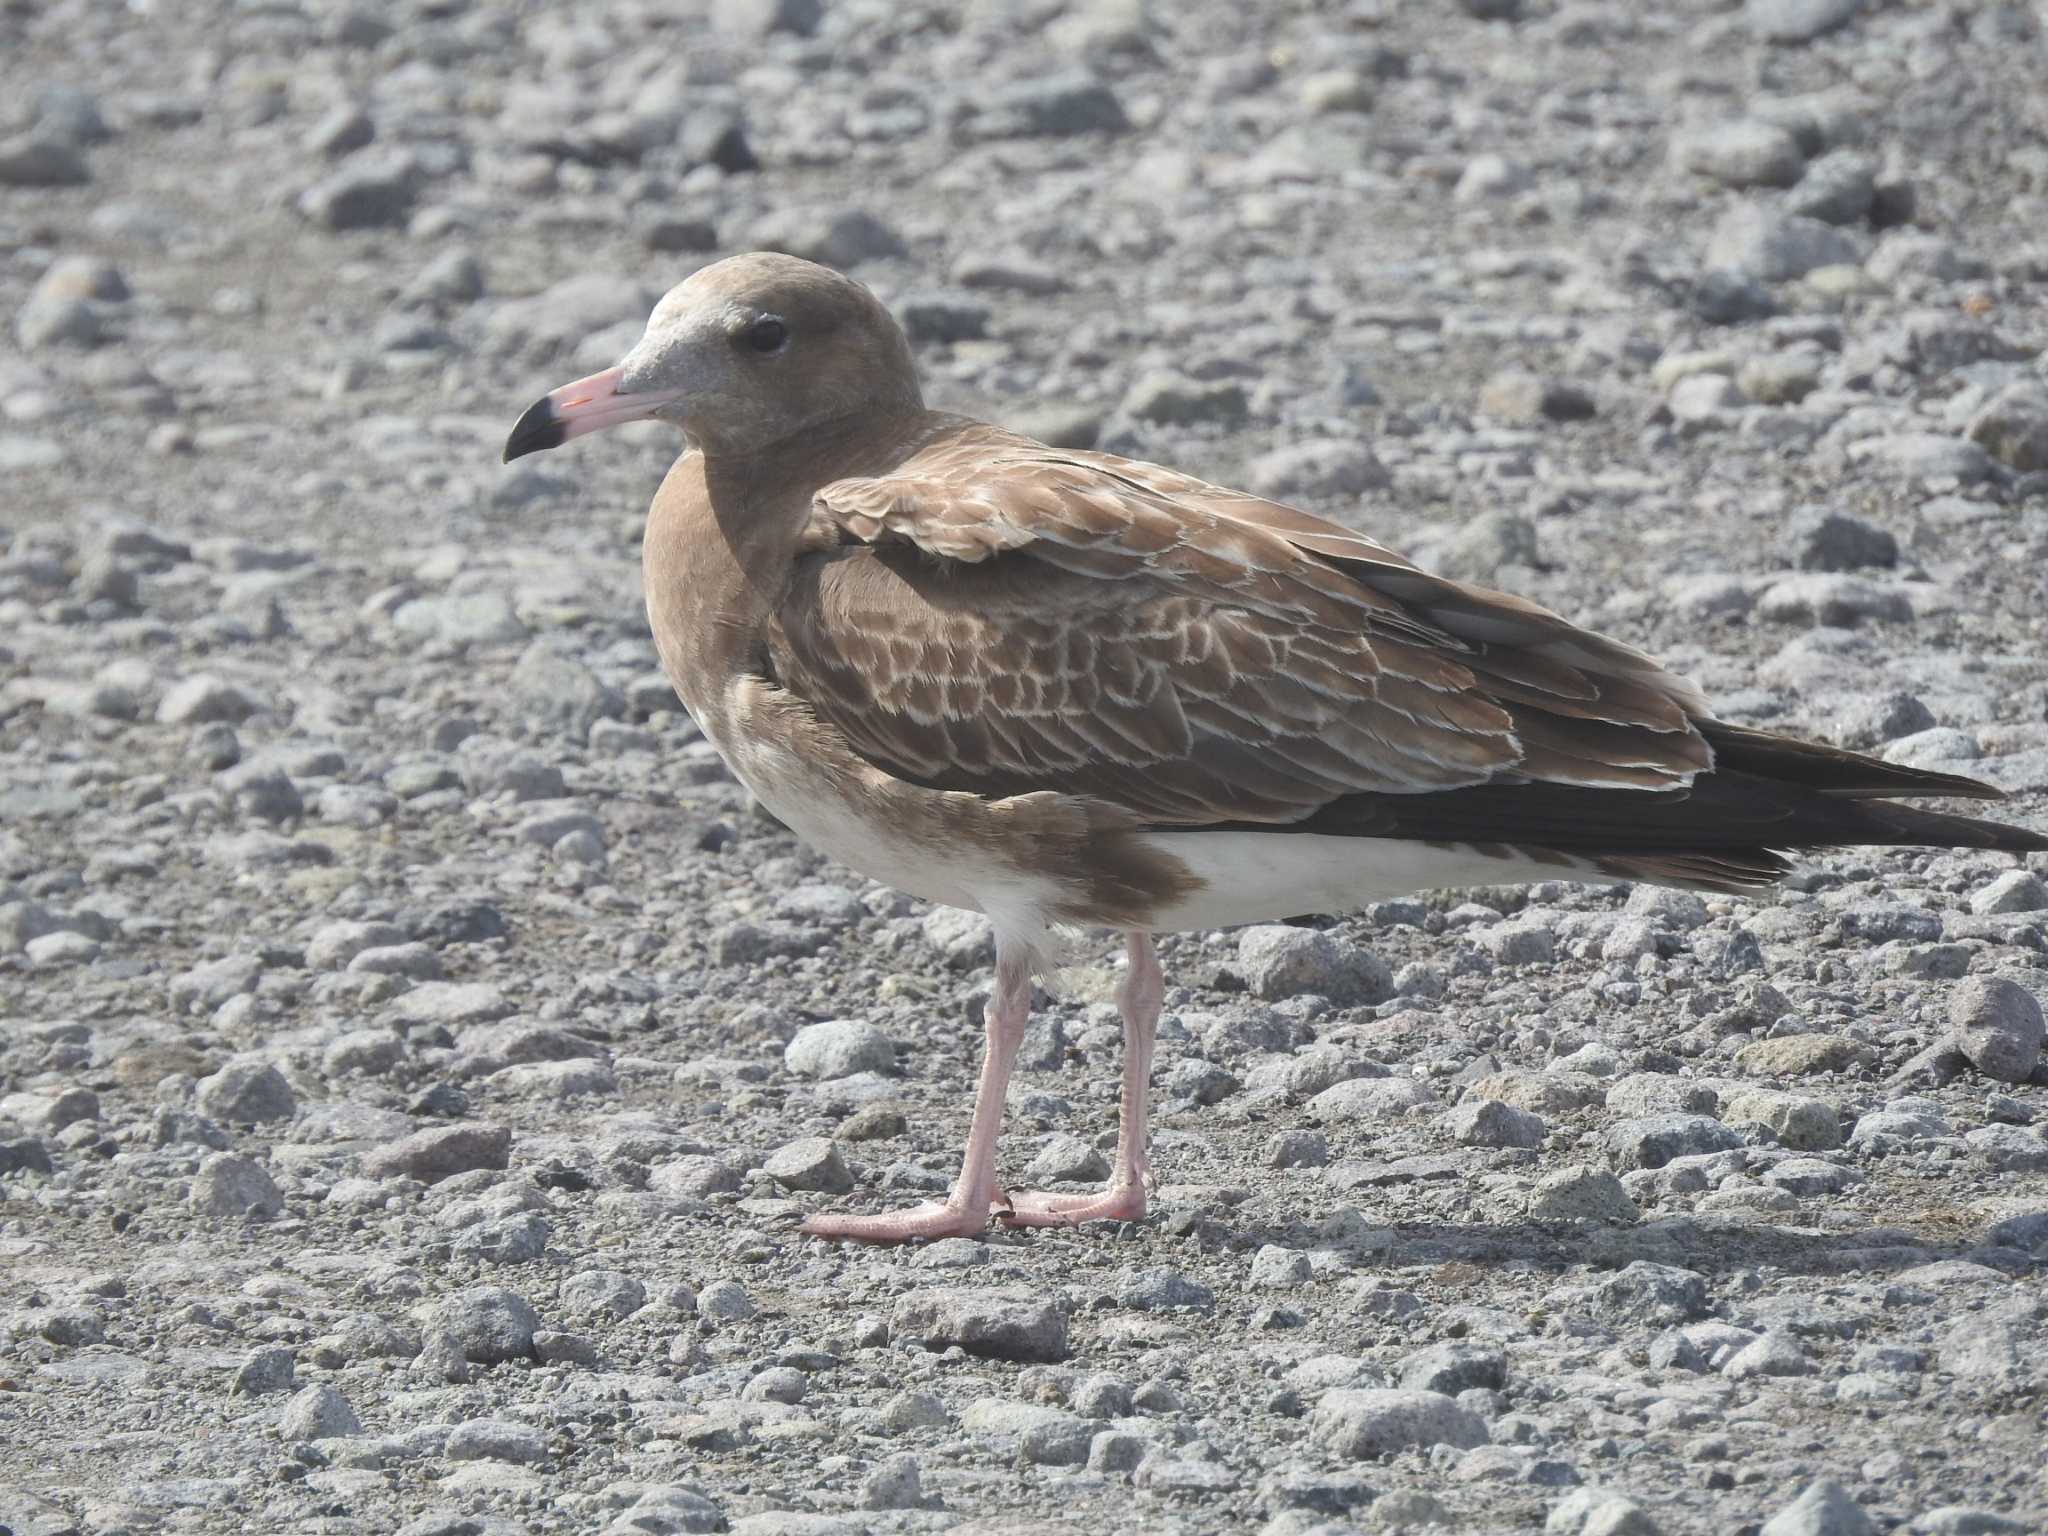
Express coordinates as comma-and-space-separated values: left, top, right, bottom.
742, 317, 788, 354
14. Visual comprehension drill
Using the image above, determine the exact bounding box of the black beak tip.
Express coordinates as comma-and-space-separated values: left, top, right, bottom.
503, 396, 565, 464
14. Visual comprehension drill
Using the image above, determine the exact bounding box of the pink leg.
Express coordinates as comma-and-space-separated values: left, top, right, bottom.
800, 940, 1033, 1244
1001, 931, 1159, 1229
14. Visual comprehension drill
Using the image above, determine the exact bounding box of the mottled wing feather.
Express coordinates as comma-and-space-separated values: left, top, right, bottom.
777, 422, 1712, 826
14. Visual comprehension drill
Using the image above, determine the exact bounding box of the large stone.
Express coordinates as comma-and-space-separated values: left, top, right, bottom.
194, 1061, 296, 1125
1528, 1165, 1640, 1225
1604, 1114, 1743, 1170
1948, 976, 2045, 1084
190, 1153, 284, 1219
361, 1122, 511, 1183
1237, 926, 1392, 1005
1670, 118, 1807, 189
1746, 0, 1862, 43
1706, 205, 1864, 282
1120, 369, 1249, 427
279, 1384, 361, 1442
762, 1136, 853, 1194
1310, 1389, 1488, 1459
1721, 1090, 1842, 1150
1760, 1478, 1876, 1536
891, 1287, 1067, 1363
784, 1020, 895, 1080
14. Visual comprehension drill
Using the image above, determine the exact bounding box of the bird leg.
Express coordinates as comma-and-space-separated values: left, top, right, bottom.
1000, 930, 1159, 1229
799, 937, 1034, 1244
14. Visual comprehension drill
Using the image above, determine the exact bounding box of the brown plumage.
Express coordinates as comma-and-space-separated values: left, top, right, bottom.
502, 251, 2045, 1244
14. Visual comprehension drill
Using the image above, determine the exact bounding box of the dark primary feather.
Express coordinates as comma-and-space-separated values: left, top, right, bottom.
769, 421, 2045, 891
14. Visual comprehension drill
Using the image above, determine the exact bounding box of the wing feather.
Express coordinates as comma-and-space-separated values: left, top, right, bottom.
769, 421, 1712, 826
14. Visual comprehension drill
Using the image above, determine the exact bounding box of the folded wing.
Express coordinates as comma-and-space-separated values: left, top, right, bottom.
765, 423, 1717, 827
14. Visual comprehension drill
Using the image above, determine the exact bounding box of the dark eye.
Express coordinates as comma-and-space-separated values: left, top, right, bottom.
743, 316, 787, 354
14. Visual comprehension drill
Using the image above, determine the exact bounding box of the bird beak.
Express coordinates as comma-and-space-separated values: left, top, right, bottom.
502, 366, 675, 462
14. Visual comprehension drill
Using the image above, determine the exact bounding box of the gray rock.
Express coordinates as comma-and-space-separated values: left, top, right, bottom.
1786, 149, 1877, 225
444, 1418, 547, 1463
1760, 1479, 1877, 1536
879, 1390, 951, 1432
784, 1020, 895, 1080
280, 1384, 361, 1442
921, 906, 995, 968
1833, 691, 1935, 748
1755, 574, 1911, 628
1724, 1330, 1812, 1379
860, 1452, 922, 1511
1970, 870, 2048, 914
1788, 508, 1897, 571
190, 1153, 284, 1219
297, 150, 419, 230
1238, 926, 1392, 1004
1400, 1341, 1506, 1395
1025, 1133, 1110, 1185
1448, 1098, 1546, 1149
891, 1287, 1067, 1362
0, 134, 90, 186
746, 207, 907, 268
713, 0, 822, 39
1478, 370, 1597, 424
1845, 433, 1999, 485
1948, 976, 2044, 1083
220, 764, 302, 824
194, 1061, 296, 1125
1309, 1076, 1437, 1123
1605, 1114, 1743, 1170
763, 1136, 853, 1193
1722, 1090, 1842, 1150
511, 645, 625, 738
609, 1486, 727, 1534
1670, 119, 1807, 189
158, 674, 265, 725
449, 1212, 549, 1266
1245, 440, 1391, 499
1746, 0, 1861, 43
1596, 1262, 1710, 1324
1473, 921, 1556, 967
956, 75, 1130, 140
559, 1269, 646, 1320
1121, 370, 1249, 427
1546, 1489, 1663, 1535
362, 1122, 511, 1183
1965, 382, 2048, 473
1965, 1124, 2048, 1172
742, 1366, 806, 1404
1434, 509, 1541, 582
961, 1399, 1094, 1465
306, 104, 375, 158
1707, 205, 1864, 282
696, 1280, 756, 1324
1116, 1266, 1215, 1311
895, 291, 989, 344
1528, 1165, 1640, 1224
1455, 152, 1532, 201
230, 1345, 297, 1395
423, 1285, 539, 1364
1311, 1388, 1489, 1459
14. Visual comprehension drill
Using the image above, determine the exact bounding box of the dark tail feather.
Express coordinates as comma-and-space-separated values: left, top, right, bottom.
1214, 719, 2047, 896
1696, 718, 2005, 801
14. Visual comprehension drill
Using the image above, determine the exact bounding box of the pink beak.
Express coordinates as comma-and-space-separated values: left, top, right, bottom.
502, 366, 674, 462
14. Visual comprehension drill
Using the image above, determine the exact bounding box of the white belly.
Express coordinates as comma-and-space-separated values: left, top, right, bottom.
1136, 831, 1612, 931
703, 703, 1067, 925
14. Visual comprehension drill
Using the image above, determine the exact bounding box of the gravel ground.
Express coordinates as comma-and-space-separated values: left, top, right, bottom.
5, 2, 2048, 1534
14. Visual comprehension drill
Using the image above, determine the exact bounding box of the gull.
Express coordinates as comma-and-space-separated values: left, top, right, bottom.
504, 251, 2044, 1243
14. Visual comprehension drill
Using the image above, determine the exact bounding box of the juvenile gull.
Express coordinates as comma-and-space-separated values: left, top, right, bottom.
504, 251, 2046, 1244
